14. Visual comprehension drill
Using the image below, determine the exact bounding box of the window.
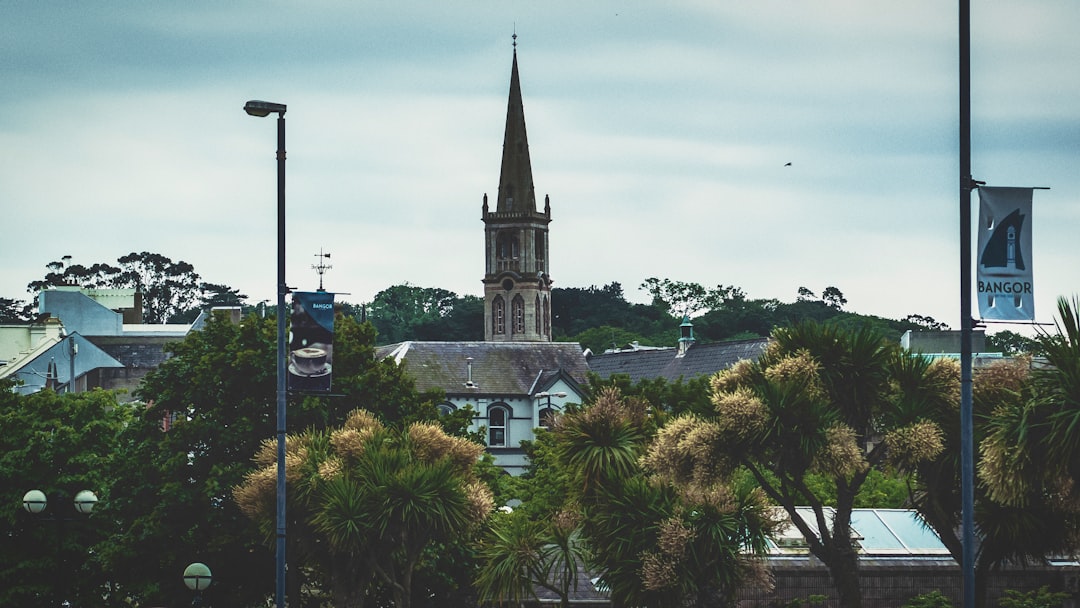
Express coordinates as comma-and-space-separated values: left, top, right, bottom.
496, 232, 521, 271
437, 403, 456, 416
512, 295, 525, 334
488, 405, 509, 447
543, 296, 550, 336
492, 295, 505, 335
535, 295, 542, 334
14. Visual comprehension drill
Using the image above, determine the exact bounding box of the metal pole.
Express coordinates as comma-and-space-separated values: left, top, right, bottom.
959, 0, 976, 606
275, 111, 288, 608
68, 335, 76, 394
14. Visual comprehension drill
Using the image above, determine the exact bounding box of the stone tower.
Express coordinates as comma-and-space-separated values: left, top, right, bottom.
482, 39, 552, 342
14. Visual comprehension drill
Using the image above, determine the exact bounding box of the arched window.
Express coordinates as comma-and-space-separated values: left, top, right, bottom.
488, 404, 510, 447
535, 295, 542, 334
512, 295, 525, 334
543, 296, 551, 336
539, 407, 556, 430
535, 229, 545, 266
492, 295, 505, 335
496, 232, 521, 271
437, 402, 456, 417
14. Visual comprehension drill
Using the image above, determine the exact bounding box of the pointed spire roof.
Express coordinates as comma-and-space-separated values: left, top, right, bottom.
496, 38, 537, 214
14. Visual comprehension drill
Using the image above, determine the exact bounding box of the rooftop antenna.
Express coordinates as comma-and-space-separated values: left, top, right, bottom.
313, 249, 332, 292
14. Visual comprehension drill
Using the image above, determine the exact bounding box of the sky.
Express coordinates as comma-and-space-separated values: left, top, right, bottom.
2, 1, 1077, 334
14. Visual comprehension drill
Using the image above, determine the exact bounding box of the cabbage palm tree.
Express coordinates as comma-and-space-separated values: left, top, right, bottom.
648, 321, 959, 608
234, 410, 492, 608
475, 509, 588, 607
551, 387, 776, 607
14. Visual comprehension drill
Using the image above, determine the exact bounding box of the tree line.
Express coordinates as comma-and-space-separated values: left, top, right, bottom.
4, 254, 1037, 354
2, 293, 1079, 606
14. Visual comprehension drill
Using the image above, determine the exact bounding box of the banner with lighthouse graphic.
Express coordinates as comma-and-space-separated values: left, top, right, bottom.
977, 186, 1034, 321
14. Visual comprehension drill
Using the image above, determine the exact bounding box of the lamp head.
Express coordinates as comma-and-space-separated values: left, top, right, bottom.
74, 489, 98, 514
244, 100, 287, 117
22, 489, 46, 514
184, 562, 213, 591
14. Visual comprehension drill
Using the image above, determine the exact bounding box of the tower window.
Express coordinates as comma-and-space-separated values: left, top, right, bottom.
496, 232, 521, 272
535, 295, 542, 334
512, 295, 525, 334
493, 295, 506, 335
543, 296, 551, 336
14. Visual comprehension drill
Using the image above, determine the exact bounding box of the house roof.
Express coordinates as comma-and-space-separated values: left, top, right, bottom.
376, 341, 589, 397
0, 332, 123, 394
586, 337, 769, 384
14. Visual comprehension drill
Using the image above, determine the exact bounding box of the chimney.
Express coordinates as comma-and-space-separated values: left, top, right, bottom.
677, 316, 695, 357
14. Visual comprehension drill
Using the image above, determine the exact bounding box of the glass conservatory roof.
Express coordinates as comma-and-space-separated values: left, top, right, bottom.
768, 508, 951, 556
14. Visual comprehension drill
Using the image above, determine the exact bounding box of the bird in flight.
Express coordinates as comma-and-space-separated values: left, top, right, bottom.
784, 162, 792, 167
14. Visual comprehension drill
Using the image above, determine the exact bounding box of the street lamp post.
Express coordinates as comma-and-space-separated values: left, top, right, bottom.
244, 99, 288, 608
21, 489, 98, 606
535, 391, 567, 428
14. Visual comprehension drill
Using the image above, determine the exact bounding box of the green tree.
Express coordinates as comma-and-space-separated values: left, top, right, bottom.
475, 508, 587, 608
640, 277, 746, 319
97, 311, 278, 607
414, 294, 484, 342
997, 586, 1070, 608
553, 283, 673, 344
892, 353, 1080, 608
986, 329, 1040, 355
974, 297, 1080, 608
366, 283, 464, 344
98, 310, 457, 607
0, 296, 33, 322
551, 387, 776, 607
114, 251, 202, 323
0, 384, 133, 608
647, 322, 957, 608
822, 286, 847, 310
570, 325, 656, 355
26, 258, 122, 293
234, 410, 493, 608
26, 252, 207, 324
903, 314, 950, 331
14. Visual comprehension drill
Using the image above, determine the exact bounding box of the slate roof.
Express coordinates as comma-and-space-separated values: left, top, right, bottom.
586, 337, 769, 384
376, 341, 589, 397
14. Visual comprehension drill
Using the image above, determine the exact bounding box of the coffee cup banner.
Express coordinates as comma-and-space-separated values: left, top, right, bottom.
289, 291, 335, 392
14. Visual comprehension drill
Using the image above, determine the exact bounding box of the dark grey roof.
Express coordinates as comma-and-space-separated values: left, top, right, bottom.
586, 337, 769, 384
376, 341, 589, 397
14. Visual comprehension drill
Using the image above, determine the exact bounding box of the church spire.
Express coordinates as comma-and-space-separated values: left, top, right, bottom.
482, 36, 553, 343
496, 35, 536, 214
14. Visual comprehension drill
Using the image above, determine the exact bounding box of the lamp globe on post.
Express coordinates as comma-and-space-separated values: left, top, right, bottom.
73, 490, 98, 514
22, 489, 47, 514
22, 488, 97, 606
184, 562, 212, 607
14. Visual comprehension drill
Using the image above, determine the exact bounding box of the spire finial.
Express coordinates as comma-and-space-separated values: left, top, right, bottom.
512, 26, 517, 50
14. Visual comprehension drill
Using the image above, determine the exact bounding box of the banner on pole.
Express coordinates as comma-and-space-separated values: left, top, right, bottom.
977, 187, 1034, 321
289, 291, 334, 392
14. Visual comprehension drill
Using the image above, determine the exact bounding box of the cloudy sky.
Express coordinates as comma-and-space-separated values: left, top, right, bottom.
2, 1, 1077, 333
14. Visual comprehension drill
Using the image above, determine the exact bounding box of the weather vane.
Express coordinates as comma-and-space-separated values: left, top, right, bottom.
312, 249, 332, 291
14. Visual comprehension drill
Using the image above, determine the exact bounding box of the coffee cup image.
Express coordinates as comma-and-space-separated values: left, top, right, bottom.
290, 347, 329, 376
